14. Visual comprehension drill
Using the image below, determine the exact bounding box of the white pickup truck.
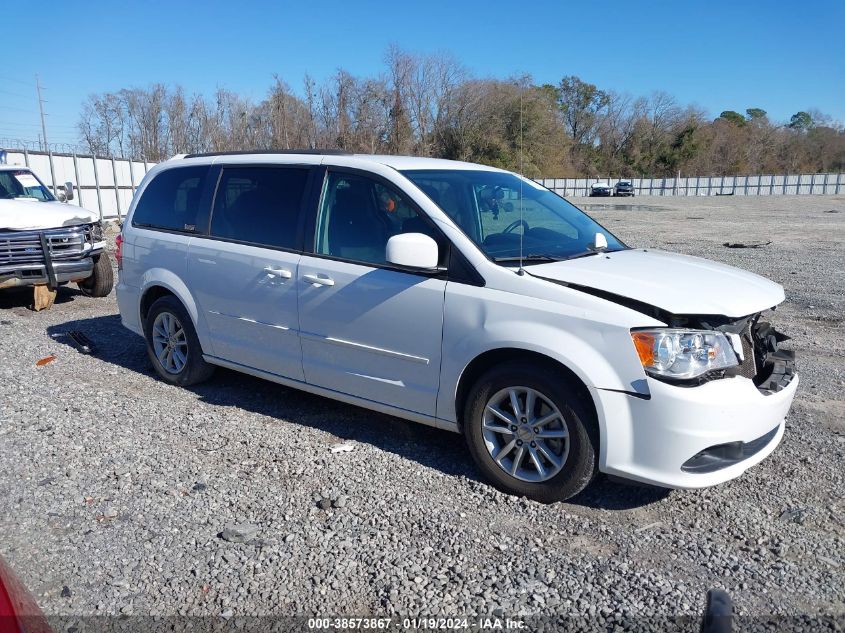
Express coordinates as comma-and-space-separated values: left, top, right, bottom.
0, 161, 113, 303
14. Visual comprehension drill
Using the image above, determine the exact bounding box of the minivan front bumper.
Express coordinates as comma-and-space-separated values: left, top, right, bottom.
593, 372, 798, 489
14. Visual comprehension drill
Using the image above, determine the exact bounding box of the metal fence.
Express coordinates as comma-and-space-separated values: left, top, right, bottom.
535, 174, 845, 197
3, 148, 842, 221
2, 148, 154, 221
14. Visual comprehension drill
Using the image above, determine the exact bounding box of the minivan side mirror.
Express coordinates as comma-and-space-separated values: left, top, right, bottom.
385, 233, 439, 270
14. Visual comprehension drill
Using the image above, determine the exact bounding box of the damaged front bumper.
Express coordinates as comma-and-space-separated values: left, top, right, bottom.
0, 224, 105, 290
749, 321, 796, 394
595, 315, 797, 489
595, 371, 797, 489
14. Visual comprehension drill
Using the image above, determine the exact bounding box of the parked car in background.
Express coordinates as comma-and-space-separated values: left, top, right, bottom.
116, 151, 797, 502
589, 181, 613, 197
615, 180, 635, 197
0, 160, 113, 299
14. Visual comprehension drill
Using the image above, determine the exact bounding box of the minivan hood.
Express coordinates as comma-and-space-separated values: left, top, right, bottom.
529, 249, 784, 318
0, 200, 98, 231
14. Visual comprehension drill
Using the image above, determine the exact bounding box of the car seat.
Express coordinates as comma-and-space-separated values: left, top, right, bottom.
226, 186, 275, 244
327, 181, 388, 263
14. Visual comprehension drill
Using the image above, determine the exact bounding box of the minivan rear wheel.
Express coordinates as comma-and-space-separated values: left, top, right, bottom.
464, 363, 598, 503
144, 296, 215, 386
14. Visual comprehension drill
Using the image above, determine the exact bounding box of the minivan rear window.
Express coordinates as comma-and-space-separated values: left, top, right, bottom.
133, 166, 210, 232
210, 167, 309, 249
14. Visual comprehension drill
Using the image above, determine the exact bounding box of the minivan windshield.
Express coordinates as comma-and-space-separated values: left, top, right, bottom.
401, 169, 625, 263
0, 169, 55, 202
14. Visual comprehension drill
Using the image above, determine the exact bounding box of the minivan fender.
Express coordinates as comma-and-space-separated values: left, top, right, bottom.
139, 268, 201, 330
439, 319, 649, 426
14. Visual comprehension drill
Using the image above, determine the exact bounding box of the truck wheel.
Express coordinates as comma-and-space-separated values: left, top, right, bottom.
78, 253, 114, 297
463, 362, 599, 503
144, 296, 215, 386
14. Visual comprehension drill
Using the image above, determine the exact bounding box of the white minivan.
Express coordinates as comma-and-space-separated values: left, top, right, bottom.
116, 151, 797, 502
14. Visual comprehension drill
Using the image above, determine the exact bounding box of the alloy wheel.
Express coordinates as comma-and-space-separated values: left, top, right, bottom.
481, 386, 570, 483
151, 311, 188, 375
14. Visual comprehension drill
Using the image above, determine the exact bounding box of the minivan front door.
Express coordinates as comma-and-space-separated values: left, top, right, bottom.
297, 170, 445, 417
187, 166, 311, 380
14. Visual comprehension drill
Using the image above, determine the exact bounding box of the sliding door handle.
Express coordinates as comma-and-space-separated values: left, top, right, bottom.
302, 273, 335, 287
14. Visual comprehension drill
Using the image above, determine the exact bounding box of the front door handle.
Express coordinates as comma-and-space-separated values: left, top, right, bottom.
264, 266, 293, 279
302, 273, 335, 287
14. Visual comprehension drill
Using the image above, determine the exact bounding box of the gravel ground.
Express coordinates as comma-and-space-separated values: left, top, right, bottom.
1, 195, 843, 628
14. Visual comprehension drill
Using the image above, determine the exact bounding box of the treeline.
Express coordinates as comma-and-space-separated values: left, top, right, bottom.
78, 46, 845, 177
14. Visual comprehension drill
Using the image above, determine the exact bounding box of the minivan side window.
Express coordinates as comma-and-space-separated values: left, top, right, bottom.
133, 166, 210, 232
315, 172, 434, 265
210, 167, 309, 249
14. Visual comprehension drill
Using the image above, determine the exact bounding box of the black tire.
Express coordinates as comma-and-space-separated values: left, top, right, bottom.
78, 253, 114, 297
463, 362, 598, 503
143, 295, 215, 386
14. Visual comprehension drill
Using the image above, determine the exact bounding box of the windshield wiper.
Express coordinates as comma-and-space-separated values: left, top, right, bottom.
563, 250, 602, 260
565, 247, 629, 260
493, 254, 562, 263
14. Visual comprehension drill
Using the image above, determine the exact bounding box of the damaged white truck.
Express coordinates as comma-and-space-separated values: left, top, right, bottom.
0, 162, 113, 308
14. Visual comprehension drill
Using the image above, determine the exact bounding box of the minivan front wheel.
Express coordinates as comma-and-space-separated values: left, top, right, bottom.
144, 296, 214, 386
464, 363, 598, 502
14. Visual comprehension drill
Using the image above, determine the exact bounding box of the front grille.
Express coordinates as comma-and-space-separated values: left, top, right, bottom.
0, 227, 89, 268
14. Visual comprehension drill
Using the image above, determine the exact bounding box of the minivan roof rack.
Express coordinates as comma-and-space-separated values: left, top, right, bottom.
183, 149, 352, 159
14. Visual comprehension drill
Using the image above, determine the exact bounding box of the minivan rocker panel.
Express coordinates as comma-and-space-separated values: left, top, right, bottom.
116, 152, 797, 502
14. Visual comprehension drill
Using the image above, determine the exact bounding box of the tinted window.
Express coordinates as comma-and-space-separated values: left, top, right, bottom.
133, 166, 210, 231
210, 167, 309, 249
315, 172, 432, 265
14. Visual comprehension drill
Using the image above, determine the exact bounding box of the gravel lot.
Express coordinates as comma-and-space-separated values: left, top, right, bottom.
1, 195, 843, 627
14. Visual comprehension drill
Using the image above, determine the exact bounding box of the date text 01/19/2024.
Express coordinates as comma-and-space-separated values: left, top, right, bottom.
306, 617, 526, 630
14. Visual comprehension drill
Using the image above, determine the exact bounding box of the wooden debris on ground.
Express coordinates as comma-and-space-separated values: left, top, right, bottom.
32, 285, 57, 311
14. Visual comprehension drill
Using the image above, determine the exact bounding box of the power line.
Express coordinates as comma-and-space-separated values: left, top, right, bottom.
0, 104, 36, 113
0, 88, 31, 99
0, 135, 80, 141
0, 74, 34, 87
0, 115, 71, 124
0, 129, 80, 138
0, 120, 79, 130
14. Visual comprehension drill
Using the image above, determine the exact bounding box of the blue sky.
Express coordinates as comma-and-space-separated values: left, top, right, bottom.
2, 0, 843, 148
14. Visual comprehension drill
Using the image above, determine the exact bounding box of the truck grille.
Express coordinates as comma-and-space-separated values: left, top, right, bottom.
0, 227, 89, 267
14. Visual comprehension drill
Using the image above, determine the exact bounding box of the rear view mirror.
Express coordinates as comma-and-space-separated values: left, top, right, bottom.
385, 233, 439, 270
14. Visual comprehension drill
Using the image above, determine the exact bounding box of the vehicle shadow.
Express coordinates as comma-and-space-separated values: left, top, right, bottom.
0, 285, 87, 310
46, 313, 669, 511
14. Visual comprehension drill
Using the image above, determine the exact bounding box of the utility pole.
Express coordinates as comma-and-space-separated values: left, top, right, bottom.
36, 74, 48, 152
36, 74, 57, 195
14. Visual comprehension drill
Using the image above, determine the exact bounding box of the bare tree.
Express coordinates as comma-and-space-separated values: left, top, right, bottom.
74, 49, 843, 175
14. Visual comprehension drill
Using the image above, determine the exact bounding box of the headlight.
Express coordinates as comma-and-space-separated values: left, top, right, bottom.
631, 329, 739, 380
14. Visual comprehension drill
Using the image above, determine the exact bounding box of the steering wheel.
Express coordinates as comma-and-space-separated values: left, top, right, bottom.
503, 219, 529, 234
